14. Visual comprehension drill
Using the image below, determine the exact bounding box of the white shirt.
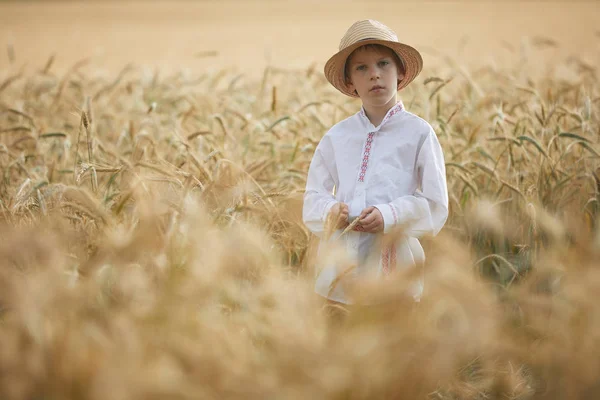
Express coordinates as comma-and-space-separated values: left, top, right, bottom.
302, 101, 449, 304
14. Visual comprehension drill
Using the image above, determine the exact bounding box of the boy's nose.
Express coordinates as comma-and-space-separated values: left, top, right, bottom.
370, 67, 381, 79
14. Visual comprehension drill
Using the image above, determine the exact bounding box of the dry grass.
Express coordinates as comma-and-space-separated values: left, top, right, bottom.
0, 39, 599, 399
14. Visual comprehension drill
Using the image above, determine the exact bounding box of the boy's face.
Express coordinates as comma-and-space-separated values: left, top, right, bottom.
345, 46, 405, 107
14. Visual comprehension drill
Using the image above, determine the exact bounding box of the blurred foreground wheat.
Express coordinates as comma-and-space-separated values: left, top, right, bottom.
0, 44, 599, 399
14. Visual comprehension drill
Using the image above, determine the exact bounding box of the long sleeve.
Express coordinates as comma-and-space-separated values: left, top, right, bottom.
374, 128, 448, 237
303, 137, 338, 237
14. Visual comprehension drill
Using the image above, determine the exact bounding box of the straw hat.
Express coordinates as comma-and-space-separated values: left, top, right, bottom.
324, 20, 423, 97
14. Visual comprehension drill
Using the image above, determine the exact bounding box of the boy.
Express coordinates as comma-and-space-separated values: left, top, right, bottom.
303, 20, 449, 305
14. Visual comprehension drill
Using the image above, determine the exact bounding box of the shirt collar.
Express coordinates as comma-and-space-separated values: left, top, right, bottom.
358, 101, 405, 131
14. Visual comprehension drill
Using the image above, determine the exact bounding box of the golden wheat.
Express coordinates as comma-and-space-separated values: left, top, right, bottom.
0, 39, 598, 399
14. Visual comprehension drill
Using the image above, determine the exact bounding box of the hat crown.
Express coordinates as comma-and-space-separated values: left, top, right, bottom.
339, 19, 399, 51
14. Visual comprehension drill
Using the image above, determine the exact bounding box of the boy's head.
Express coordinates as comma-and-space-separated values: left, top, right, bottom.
324, 20, 423, 98
343, 44, 406, 103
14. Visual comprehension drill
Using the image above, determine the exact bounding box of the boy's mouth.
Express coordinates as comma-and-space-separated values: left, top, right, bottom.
370, 85, 384, 92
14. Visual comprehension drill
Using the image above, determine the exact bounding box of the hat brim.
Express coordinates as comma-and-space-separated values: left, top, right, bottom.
324, 39, 423, 98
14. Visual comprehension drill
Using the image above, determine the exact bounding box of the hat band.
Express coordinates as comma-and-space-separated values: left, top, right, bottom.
340, 30, 398, 50
339, 37, 389, 51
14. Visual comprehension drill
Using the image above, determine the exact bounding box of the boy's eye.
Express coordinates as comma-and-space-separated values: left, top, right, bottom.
356, 65, 366, 71
378, 60, 389, 67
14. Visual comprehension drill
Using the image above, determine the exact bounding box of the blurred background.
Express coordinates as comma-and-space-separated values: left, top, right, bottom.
1, 0, 598, 75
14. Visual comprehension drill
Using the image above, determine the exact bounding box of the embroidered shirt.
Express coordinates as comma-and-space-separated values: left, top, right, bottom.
302, 102, 449, 304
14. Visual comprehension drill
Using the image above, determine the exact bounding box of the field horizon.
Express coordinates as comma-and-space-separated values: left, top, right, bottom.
1, 0, 598, 76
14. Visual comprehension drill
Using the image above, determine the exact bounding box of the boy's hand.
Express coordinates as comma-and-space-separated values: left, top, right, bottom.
358, 206, 384, 233
328, 202, 349, 229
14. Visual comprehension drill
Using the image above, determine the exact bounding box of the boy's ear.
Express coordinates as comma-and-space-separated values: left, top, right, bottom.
346, 77, 355, 92
397, 73, 406, 89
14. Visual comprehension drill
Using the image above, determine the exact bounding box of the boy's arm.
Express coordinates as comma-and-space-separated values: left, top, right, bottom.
374, 128, 449, 237
303, 138, 338, 237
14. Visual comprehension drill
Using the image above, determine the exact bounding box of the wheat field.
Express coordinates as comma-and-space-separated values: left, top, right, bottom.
0, 1, 599, 399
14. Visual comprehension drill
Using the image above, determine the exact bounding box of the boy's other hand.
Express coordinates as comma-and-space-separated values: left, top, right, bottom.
358, 206, 384, 233
329, 202, 349, 229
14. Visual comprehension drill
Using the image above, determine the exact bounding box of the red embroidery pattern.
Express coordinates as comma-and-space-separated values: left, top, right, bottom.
358, 132, 375, 182
384, 103, 403, 122
390, 204, 398, 225
357, 102, 404, 183
382, 244, 397, 275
